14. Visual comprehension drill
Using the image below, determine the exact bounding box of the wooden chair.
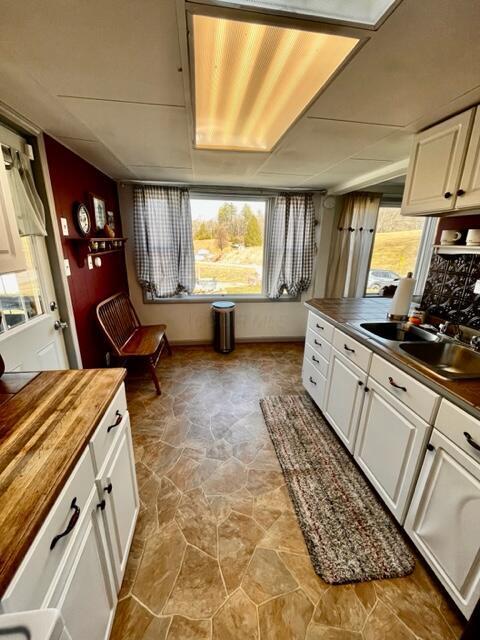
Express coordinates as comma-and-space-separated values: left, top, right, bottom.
96, 292, 171, 394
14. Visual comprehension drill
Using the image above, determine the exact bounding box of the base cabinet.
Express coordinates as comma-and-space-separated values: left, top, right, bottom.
323, 349, 367, 452
354, 379, 431, 524
405, 429, 480, 618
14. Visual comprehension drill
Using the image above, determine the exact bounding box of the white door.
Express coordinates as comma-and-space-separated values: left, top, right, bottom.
323, 349, 367, 452
401, 109, 474, 215
0, 124, 68, 371
354, 379, 431, 524
97, 416, 139, 591
51, 490, 116, 640
405, 429, 480, 619
457, 108, 480, 209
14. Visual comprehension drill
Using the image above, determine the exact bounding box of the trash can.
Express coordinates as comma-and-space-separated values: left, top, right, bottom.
212, 301, 235, 353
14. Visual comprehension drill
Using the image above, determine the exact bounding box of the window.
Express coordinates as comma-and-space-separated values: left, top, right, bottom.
0, 237, 44, 333
191, 197, 266, 295
366, 206, 425, 295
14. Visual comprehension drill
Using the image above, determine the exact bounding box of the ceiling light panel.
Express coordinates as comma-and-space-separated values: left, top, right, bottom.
192, 14, 359, 151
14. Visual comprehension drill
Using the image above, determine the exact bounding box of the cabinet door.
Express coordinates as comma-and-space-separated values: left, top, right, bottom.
354, 380, 430, 524
401, 109, 474, 215
98, 415, 139, 591
0, 155, 25, 274
457, 108, 480, 209
303, 359, 327, 412
323, 349, 366, 452
50, 490, 116, 640
405, 429, 480, 619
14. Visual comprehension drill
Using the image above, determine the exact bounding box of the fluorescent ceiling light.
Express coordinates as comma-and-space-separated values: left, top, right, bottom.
198, 1, 397, 26
192, 14, 359, 152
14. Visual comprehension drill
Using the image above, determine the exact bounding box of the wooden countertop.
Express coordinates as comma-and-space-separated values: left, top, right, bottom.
0, 367, 126, 597
306, 298, 480, 419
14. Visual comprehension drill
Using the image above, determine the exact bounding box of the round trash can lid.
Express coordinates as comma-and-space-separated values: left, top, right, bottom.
212, 301, 235, 309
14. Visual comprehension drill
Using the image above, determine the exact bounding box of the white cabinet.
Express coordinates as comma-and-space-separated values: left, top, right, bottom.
96, 414, 139, 591
354, 379, 431, 523
48, 489, 116, 640
0, 154, 25, 274
457, 108, 480, 209
323, 349, 367, 452
405, 428, 480, 618
303, 359, 327, 411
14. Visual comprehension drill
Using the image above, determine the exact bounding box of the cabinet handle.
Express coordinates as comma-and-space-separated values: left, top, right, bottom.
314, 339, 322, 347
309, 376, 317, 386
444, 191, 452, 199
97, 499, 106, 511
312, 355, 320, 363
344, 344, 355, 353
358, 380, 363, 386
50, 498, 80, 550
427, 443, 435, 452
364, 386, 370, 392
388, 376, 407, 392
107, 410, 123, 433
316, 323, 324, 330
464, 431, 480, 452
104, 482, 113, 494
457, 189, 465, 196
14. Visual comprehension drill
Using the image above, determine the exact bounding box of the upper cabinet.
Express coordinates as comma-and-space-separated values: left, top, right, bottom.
0, 155, 26, 274
401, 107, 480, 216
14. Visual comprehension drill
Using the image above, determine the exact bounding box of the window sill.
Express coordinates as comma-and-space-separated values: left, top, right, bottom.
143, 293, 300, 304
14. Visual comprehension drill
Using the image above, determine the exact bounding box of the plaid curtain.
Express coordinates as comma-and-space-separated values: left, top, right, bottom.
134, 185, 195, 297
265, 193, 315, 299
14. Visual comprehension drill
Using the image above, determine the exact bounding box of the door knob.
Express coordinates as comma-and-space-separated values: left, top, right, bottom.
54, 320, 68, 331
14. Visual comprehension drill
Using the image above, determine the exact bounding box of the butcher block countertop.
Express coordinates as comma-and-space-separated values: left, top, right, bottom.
306, 297, 480, 419
0, 367, 126, 597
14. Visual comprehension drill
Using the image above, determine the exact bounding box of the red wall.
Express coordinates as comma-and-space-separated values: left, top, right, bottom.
44, 135, 129, 368
435, 213, 480, 243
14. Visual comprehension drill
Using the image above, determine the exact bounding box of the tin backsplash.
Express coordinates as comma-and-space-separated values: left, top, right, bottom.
421, 253, 480, 328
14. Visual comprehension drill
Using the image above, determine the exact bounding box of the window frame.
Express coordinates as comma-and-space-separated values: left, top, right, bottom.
145, 191, 300, 303
363, 201, 435, 299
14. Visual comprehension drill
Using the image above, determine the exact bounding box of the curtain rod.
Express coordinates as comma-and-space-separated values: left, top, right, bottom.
119, 180, 326, 196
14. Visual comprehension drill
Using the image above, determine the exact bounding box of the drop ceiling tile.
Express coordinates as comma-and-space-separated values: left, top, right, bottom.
127, 166, 194, 182
307, 0, 480, 127
351, 131, 413, 162
57, 138, 133, 179
0, 0, 184, 105
60, 98, 192, 168
192, 150, 271, 179
253, 172, 313, 188
301, 158, 392, 188
260, 118, 397, 175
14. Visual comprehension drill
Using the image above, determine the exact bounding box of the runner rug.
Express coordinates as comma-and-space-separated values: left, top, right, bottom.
259, 394, 415, 583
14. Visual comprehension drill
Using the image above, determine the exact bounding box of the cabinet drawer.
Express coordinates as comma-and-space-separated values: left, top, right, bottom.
303, 360, 327, 411
89, 383, 128, 474
370, 355, 439, 423
307, 312, 334, 344
333, 329, 372, 373
2, 447, 95, 613
304, 343, 329, 377
306, 327, 332, 362
435, 400, 480, 462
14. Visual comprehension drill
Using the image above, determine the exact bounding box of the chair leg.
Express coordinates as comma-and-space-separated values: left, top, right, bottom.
148, 358, 161, 395
164, 334, 172, 356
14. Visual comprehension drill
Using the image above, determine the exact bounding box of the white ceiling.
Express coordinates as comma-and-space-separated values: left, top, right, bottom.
1, 0, 480, 191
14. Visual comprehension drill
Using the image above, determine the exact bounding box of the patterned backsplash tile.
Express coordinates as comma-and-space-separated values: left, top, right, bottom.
421, 254, 480, 328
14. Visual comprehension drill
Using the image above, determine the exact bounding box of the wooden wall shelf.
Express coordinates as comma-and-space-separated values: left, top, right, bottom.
68, 237, 127, 267
434, 244, 480, 255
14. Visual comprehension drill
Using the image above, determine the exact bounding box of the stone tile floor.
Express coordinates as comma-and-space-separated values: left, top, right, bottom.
110, 343, 465, 640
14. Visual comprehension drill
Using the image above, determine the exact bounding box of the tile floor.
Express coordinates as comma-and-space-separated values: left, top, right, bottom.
110, 343, 465, 640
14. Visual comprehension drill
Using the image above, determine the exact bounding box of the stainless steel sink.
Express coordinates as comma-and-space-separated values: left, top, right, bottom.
358, 322, 437, 343
399, 342, 480, 379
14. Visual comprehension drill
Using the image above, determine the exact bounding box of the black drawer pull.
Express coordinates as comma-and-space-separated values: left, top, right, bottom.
444, 191, 452, 199
388, 376, 407, 392
97, 499, 106, 511
358, 380, 363, 387
457, 188, 465, 196
312, 355, 320, 363
107, 410, 123, 433
50, 498, 80, 550
316, 324, 324, 330
344, 344, 355, 353
309, 376, 317, 385
104, 482, 113, 494
314, 339, 322, 347
427, 443, 435, 452
464, 432, 480, 452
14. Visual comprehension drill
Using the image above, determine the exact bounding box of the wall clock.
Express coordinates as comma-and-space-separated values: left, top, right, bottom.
75, 202, 91, 236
